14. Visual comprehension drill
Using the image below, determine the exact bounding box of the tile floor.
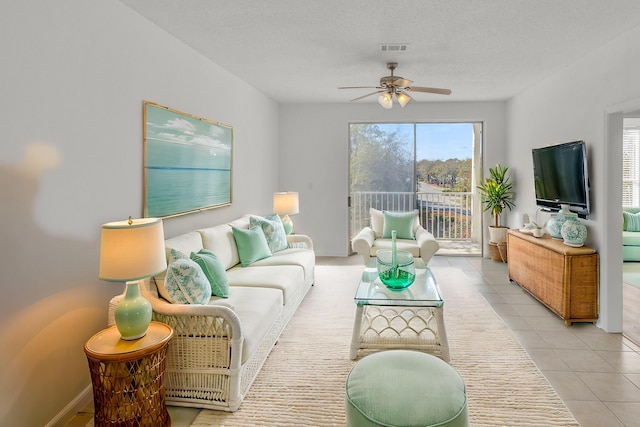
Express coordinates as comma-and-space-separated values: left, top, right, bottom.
69, 255, 640, 426
435, 255, 640, 427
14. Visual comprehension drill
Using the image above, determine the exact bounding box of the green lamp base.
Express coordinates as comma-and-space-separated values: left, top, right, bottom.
280, 214, 294, 235
114, 281, 152, 340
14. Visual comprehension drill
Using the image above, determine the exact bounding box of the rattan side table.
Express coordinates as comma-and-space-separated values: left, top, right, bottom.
84, 321, 174, 426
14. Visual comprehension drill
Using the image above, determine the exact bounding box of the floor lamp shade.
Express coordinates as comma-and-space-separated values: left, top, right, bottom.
99, 217, 167, 340
274, 192, 299, 235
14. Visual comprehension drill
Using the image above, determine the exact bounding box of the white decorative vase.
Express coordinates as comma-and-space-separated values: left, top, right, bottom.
547, 204, 572, 240
533, 228, 544, 238
561, 216, 587, 247
547, 214, 565, 239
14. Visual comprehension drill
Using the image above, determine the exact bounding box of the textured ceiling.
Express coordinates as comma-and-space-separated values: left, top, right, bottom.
120, 0, 640, 104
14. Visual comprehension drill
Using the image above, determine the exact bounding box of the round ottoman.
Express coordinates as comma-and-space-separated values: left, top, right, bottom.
345, 350, 469, 427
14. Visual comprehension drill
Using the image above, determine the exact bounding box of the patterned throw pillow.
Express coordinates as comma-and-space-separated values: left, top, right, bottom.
164, 258, 212, 304
624, 211, 640, 232
250, 214, 288, 253
190, 249, 229, 298
232, 226, 272, 267
382, 210, 418, 240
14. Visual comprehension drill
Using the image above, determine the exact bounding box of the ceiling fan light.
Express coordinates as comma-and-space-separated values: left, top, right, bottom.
378, 92, 393, 109
397, 91, 411, 107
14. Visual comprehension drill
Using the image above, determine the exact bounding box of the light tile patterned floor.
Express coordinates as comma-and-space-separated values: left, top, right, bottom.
434, 255, 640, 427
70, 254, 640, 426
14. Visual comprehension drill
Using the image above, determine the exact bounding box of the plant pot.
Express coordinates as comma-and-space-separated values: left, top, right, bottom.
488, 242, 508, 262
488, 226, 509, 244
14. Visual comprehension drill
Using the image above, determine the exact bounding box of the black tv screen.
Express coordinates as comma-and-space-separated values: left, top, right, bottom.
532, 140, 590, 218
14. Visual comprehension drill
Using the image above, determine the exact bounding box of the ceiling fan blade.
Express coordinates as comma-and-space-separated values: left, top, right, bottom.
338, 86, 381, 90
406, 86, 452, 95
350, 90, 385, 102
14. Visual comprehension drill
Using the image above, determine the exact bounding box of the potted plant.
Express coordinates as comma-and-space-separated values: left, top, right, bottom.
477, 163, 515, 245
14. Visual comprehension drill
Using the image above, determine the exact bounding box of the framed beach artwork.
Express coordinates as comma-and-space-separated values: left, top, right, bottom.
143, 101, 233, 218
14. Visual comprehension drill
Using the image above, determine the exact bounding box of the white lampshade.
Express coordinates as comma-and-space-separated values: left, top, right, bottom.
99, 217, 167, 282
378, 92, 393, 109
396, 91, 411, 107
273, 192, 300, 216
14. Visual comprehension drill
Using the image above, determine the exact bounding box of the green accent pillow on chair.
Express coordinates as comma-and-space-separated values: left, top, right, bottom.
232, 226, 272, 267
623, 211, 640, 232
190, 249, 229, 298
382, 210, 418, 239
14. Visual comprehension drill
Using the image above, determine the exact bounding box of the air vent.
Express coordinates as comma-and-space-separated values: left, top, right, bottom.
380, 43, 409, 52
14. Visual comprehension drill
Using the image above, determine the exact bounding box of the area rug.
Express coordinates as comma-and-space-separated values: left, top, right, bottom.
192, 259, 578, 427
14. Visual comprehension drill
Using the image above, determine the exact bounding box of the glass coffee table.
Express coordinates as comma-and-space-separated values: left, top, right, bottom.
350, 257, 450, 361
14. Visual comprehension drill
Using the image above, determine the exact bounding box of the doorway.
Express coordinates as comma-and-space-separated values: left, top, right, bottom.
622, 113, 640, 344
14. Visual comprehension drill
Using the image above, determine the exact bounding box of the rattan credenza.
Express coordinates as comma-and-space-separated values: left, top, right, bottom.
507, 229, 598, 325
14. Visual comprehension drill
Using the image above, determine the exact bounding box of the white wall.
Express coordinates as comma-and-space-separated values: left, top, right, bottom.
0, 2, 280, 425
506, 24, 640, 332
279, 102, 507, 256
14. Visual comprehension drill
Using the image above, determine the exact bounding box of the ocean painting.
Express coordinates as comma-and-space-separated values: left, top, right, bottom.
143, 102, 233, 218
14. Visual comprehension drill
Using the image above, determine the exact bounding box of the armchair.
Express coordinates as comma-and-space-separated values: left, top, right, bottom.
352, 208, 439, 264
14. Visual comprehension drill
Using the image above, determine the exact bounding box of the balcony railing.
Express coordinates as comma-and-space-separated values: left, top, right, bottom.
350, 191, 475, 241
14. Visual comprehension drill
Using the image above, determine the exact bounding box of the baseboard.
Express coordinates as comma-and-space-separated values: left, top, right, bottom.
45, 383, 92, 427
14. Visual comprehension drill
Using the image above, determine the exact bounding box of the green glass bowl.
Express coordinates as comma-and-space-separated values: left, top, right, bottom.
376, 249, 416, 290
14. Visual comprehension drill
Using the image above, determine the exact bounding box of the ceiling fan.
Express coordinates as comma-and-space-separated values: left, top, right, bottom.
338, 62, 451, 108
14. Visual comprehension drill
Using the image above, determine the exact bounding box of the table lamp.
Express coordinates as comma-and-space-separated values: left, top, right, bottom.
99, 217, 167, 340
273, 191, 299, 235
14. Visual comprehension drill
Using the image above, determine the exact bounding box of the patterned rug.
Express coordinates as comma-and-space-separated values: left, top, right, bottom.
192, 259, 578, 426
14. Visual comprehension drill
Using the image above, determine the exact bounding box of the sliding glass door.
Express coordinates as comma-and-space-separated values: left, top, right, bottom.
349, 122, 481, 250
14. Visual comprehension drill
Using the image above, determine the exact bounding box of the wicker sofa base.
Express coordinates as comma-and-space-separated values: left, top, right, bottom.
157, 279, 312, 411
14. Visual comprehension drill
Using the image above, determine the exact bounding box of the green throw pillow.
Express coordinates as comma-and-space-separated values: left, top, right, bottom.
382, 210, 417, 239
250, 214, 288, 253
232, 226, 272, 267
624, 211, 640, 231
190, 249, 229, 298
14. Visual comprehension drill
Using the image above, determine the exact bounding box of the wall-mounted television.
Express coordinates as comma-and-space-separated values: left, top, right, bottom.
532, 140, 590, 218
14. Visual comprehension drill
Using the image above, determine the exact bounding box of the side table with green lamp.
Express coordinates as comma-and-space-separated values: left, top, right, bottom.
84, 321, 174, 426
88, 216, 172, 425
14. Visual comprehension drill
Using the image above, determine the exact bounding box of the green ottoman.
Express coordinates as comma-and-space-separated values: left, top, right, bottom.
345, 350, 469, 427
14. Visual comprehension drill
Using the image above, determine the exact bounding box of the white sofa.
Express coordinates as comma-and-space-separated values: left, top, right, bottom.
108, 214, 315, 412
351, 208, 439, 264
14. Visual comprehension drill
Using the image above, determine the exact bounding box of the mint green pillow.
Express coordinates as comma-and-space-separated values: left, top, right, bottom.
624, 211, 640, 231
232, 226, 272, 267
382, 211, 417, 239
190, 249, 229, 298
250, 214, 288, 253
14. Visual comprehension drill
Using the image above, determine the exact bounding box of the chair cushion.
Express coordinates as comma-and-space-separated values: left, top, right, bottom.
623, 231, 640, 246
199, 224, 240, 270
223, 286, 283, 363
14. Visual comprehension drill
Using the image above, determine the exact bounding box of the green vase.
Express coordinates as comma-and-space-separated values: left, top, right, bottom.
377, 230, 416, 290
